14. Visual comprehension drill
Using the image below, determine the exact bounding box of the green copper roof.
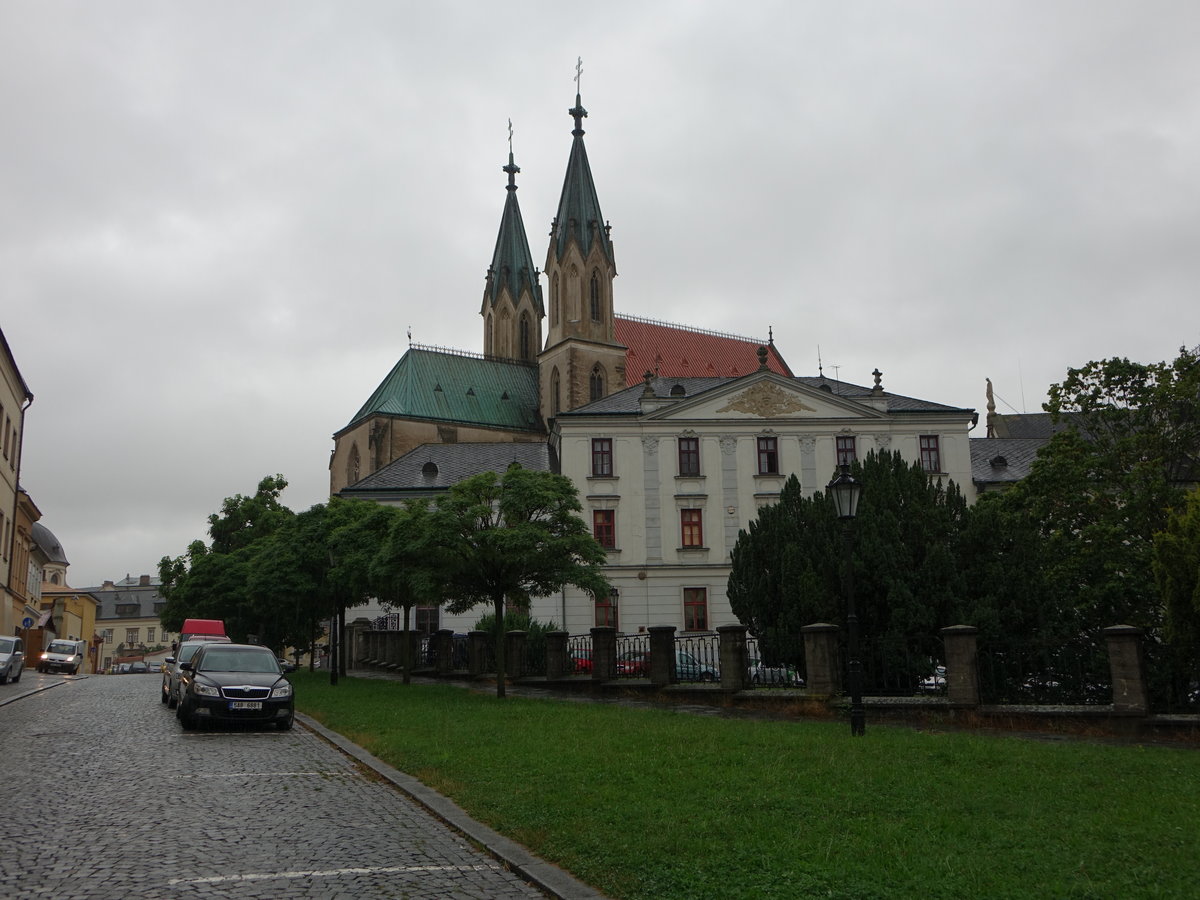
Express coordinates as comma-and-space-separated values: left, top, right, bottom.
344, 347, 542, 433
484, 150, 544, 314
551, 93, 614, 265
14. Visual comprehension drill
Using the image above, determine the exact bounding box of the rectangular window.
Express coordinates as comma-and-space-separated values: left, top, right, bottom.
836, 435, 857, 467
415, 606, 440, 635
146, 628, 155, 644
591, 438, 613, 476
125, 628, 139, 645
678, 437, 700, 476
103, 629, 113, 643
680, 509, 704, 547
592, 510, 616, 549
683, 588, 708, 631
920, 435, 941, 472
757, 436, 779, 475
595, 590, 618, 628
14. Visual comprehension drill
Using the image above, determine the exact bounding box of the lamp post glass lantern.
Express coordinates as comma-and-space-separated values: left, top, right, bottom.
827, 464, 865, 736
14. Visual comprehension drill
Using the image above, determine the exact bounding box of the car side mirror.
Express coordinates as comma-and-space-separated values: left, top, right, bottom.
180, 663, 193, 672
165, 657, 176, 665
280, 663, 297, 673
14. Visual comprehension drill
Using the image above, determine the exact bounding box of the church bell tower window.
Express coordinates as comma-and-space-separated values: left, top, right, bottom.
589, 270, 601, 322
589, 365, 604, 401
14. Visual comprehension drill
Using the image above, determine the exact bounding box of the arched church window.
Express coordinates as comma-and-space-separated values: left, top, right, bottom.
551, 273, 559, 326
590, 365, 605, 401
347, 443, 361, 486
485, 314, 493, 357
589, 271, 601, 322
519, 313, 531, 361
551, 368, 561, 416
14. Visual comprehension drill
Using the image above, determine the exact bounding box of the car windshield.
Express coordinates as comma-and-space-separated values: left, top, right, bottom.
0, 639, 14, 653
178, 645, 205, 663
199, 650, 280, 673
48, 642, 76, 653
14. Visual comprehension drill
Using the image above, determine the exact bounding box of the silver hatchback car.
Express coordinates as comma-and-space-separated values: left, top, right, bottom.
161, 641, 219, 708
0, 636, 24, 684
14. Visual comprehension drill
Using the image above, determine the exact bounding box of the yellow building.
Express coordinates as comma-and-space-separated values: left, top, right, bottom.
1, 327, 34, 637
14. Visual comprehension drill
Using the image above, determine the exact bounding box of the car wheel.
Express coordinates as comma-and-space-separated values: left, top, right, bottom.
12, 667, 20, 683
178, 702, 197, 730
0, 671, 7, 685
160, 684, 169, 704
276, 714, 294, 731
167, 690, 178, 709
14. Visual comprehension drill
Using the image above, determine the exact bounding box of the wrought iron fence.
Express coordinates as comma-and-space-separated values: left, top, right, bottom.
745, 634, 806, 688
674, 633, 720, 683
566, 635, 592, 676
857, 637, 944, 697
614, 633, 651, 679
978, 639, 1110, 705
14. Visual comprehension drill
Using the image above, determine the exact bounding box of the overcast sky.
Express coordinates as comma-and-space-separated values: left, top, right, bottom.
4, 1, 1199, 589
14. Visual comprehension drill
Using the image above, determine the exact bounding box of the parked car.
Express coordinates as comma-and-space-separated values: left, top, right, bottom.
38, 639, 87, 675
569, 649, 592, 674
176, 643, 294, 731
162, 640, 223, 707
616, 649, 651, 677
747, 656, 803, 686
0, 636, 24, 684
917, 665, 947, 694
674, 650, 719, 683
127, 661, 149, 675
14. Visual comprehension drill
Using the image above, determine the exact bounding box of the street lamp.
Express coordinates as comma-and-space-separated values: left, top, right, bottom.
827, 463, 864, 736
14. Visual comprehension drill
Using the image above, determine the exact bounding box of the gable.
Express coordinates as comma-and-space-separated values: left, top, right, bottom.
645, 374, 889, 422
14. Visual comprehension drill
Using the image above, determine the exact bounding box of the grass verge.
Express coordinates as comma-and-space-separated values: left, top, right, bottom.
293, 673, 1199, 899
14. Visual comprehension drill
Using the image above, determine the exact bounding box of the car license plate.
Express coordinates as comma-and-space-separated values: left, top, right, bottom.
229, 701, 262, 710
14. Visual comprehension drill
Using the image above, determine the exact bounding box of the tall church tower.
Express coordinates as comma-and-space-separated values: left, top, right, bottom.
481, 136, 544, 364
538, 87, 626, 421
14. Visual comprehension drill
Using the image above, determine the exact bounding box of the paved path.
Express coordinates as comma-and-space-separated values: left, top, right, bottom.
0, 673, 582, 899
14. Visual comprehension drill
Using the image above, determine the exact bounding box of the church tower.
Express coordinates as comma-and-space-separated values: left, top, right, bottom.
481, 134, 544, 365
538, 86, 626, 421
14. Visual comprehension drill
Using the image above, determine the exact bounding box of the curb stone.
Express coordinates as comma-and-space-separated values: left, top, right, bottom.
296, 711, 609, 900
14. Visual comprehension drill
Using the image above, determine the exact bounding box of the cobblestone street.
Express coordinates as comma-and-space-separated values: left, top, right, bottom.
0, 673, 549, 899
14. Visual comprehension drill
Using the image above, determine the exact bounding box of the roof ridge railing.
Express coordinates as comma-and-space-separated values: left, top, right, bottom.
615, 312, 770, 347
409, 343, 537, 368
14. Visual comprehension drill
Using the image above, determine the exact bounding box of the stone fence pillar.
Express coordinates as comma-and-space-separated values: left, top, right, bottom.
545, 631, 569, 679
346, 618, 372, 670
506, 630, 528, 678
940, 625, 980, 708
591, 626, 617, 681
649, 626, 676, 686
1104, 625, 1149, 715
434, 629, 454, 676
802, 624, 841, 695
718, 624, 749, 691
468, 630, 488, 677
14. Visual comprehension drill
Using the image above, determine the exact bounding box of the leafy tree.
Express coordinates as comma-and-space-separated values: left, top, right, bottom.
431, 464, 609, 698
1153, 487, 1200, 695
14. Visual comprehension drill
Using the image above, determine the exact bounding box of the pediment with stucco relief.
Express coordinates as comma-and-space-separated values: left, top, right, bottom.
716, 382, 817, 417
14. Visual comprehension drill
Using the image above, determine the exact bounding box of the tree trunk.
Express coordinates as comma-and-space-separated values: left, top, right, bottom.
493, 592, 506, 699
402, 603, 412, 685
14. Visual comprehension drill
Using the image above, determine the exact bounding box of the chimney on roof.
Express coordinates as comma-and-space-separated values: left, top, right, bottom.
102, 580, 115, 590
139, 575, 151, 587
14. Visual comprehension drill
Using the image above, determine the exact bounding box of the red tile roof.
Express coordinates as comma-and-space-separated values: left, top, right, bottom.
614, 315, 792, 386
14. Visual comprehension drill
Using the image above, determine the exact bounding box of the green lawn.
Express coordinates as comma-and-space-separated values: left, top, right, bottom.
293, 673, 1199, 899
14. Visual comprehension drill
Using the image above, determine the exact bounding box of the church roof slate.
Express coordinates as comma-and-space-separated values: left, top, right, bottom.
344, 348, 541, 434
560, 374, 973, 417
341, 441, 553, 495
615, 316, 792, 384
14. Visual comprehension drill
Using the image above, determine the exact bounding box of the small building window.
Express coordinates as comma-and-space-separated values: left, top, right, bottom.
147, 628, 155, 644
591, 438, 613, 477
757, 436, 779, 475
681, 509, 704, 548
836, 435, 857, 467
519, 313, 532, 361
593, 510, 616, 549
920, 435, 941, 472
683, 588, 708, 632
589, 271, 601, 322
590, 366, 604, 401
551, 369, 561, 416
678, 437, 700, 476
125, 628, 140, 645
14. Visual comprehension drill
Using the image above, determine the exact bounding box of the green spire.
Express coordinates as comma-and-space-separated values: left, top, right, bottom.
550, 89, 613, 265
484, 125, 543, 314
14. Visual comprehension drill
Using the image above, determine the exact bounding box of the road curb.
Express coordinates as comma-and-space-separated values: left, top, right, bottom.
0, 678, 71, 708
296, 712, 607, 900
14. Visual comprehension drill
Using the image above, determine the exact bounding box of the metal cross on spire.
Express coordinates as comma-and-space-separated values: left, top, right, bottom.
507, 118, 513, 155
575, 56, 583, 94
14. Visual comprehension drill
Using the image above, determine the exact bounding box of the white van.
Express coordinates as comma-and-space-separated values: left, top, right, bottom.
39, 639, 87, 675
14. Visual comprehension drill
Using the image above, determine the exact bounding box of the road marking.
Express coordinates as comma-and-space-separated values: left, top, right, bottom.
169, 864, 504, 886
168, 772, 339, 778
